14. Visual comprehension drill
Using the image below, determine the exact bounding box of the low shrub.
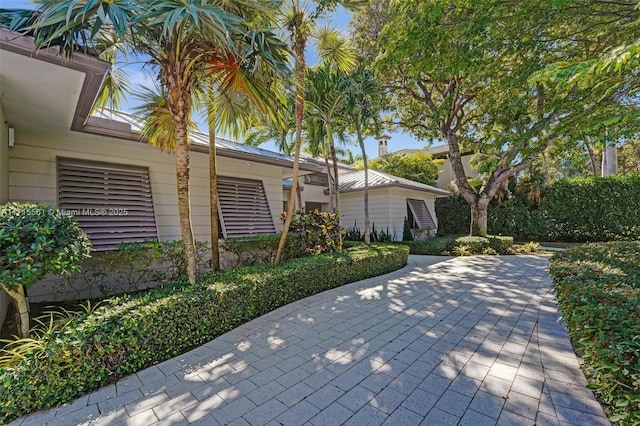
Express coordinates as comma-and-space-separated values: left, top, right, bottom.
288, 210, 342, 254
454, 236, 490, 253
0, 244, 409, 423
401, 234, 513, 256
399, 235, 461, 255
549, 242, 640, 425
220, 233, 306, 269
486, 235, 514, 254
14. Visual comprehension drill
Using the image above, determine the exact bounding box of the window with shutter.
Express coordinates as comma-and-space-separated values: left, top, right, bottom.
57, 158, 158, 251
407, 198, 436, 230
217, 176, 276, 238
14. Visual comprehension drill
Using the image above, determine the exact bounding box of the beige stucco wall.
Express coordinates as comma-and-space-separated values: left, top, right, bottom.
340, 188, 439, 242
0, 101, 10, 328
8, 127, 287, 302
436, 155, 477, 190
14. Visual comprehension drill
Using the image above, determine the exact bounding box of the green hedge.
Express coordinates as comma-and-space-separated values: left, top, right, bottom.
0, 244, 408, 423
549, 242, 640, 425
435, 174, 640, 242
398, 235, 513, 255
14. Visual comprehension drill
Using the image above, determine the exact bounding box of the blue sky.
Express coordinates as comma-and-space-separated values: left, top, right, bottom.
2, 0, 438, 159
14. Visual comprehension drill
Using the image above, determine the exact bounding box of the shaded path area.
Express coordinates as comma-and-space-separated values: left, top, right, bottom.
11, 255, 609, 426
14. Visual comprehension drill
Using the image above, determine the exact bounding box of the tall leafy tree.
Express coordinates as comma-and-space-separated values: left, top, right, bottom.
355, 0, 639, 235
3, 0, 287, 282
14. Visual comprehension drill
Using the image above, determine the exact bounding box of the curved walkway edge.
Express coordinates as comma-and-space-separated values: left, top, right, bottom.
10, 255, 610, 426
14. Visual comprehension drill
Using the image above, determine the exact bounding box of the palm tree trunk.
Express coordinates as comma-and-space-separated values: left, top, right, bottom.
275, 26, 306, 267
356, 125, 370, 245
327, 125, 342, 250
207, 93, 220, 271
324, 154, 334, 212
3, 285, 29, 338
175, 118, 199, 284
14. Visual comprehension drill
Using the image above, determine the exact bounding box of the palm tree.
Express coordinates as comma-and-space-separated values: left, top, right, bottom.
273, 0, 364, 266
4, 0, 286, 283
342, 68, 382, 244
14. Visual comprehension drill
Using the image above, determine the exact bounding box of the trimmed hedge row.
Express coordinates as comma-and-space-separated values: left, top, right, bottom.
436, 174, 640, 242
398, 235, 513, 255
0, 244, 409, 423
549, 242, 640, 425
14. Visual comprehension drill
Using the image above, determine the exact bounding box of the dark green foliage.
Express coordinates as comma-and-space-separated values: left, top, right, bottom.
0, 203, 92, 291
435, 196, 470, 235
549, 242, 640, 425
486, 236, 514, 254
0, 244, 409, 422
62, 240, 211, 298
454, 236, 490, 253
436, 175, 640, 242
289, 210, 342, 254
399, 234, 513, 256
402, 217, 414, 241
344, 222, 394, 243
344, 221, 363, 241
546, 175, 640, 242
221, 233, 306, 268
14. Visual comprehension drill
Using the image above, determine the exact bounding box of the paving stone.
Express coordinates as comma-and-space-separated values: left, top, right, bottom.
331, 370, 367, 391
306, 384, 346, 410
97, 388, 144, 414
369, 387, 406, 414
382, 406, 423, 425
459, 409, 499, 426
152, 392, 197, 420
504, 391, 539, 420
434, 389, 472, 417
150, 411, 188, 426
344, 404, 387, 426
497, 409, 536, 426
420, 407, 460, 426
336, 385, 377, 412
418, 373, 451, 397
309, 401, 354, 426
361, 371, 394, 393
400, 388, 438, 416
276, 382, 315, 408
209, 397, 257, 425
241, 398, 289, 426
468, 390, 506, 419
46, 405, 100, 426
274, 400, 320, 426
123, 409, 159, 426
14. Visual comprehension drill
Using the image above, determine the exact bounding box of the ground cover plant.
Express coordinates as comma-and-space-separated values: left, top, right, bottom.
0, 244, 409, 423
549, 242, 640, 425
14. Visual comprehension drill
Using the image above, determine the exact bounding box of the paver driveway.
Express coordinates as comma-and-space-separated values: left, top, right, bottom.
12, 255, 610, 426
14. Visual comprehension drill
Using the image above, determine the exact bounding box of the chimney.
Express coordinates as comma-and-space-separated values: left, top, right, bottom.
377, 134, 391, 157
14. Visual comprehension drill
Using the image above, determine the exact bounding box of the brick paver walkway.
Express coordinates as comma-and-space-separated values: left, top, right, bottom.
11, 255, 610, 426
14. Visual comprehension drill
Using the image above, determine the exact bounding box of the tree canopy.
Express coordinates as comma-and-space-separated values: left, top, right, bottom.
358, 151, 442, 186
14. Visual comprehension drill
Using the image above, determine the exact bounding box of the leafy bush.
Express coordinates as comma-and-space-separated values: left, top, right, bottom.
402, 217, 414, 241
0, 244, 409, 422
486, 235, 514, 254
0, 203, 92, 336
546, 175, 640, 242
288, 210, 342, 254
454, 236, 490, 253
549, 242, 640, 425
220, 233, 306, 269
0, 203, 92, 291
400, 234, 513, 256
435, 196, 470, 235
436, 175, 640, 242
398, 235, 461, 255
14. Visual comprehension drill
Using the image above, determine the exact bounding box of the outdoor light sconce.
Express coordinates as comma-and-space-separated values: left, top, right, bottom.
8, 126, 15, 148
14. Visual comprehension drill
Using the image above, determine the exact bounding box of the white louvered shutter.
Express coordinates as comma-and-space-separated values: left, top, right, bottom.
217, 176, 276, 238
57, 158, 158, 250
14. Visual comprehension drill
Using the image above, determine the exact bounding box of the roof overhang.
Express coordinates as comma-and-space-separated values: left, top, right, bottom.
325, 183, 451, 197
0, 28, 110, 132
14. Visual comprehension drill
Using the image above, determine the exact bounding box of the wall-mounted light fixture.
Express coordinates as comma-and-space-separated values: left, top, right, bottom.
8, 127, 15, 148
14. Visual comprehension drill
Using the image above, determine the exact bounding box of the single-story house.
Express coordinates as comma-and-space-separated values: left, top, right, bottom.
0, 29, 321, 311
286, 161, 451, 241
